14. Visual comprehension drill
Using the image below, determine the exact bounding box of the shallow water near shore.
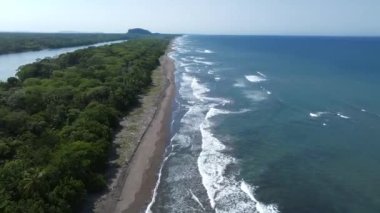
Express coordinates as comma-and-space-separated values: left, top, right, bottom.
148, 35, 380, 213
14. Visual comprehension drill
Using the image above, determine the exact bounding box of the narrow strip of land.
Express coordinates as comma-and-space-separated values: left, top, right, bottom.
94, 49, 175, 213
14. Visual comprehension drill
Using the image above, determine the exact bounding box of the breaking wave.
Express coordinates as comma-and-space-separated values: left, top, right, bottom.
245, 75, 267, 83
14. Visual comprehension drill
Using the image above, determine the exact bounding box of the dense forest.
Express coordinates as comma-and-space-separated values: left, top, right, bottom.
0, 33, 129, 54
0, 37, 171, 212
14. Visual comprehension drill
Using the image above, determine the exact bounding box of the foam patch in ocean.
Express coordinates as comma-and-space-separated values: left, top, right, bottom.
337, 113, 350, 119
190, 77, 210, 101
194, 59, 214, 65
233, 79, 247, 88
197, 49, 214, 54
179, 62, 192, 67
257, 71, 267, 78
245, 75, 267, 83
190, 76, 230, 105
260, 86, 272, 95
309, 111, 328, 118
244, 90, 269, 102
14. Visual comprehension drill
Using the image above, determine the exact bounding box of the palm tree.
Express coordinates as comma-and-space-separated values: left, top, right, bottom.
19, 168, 45, 196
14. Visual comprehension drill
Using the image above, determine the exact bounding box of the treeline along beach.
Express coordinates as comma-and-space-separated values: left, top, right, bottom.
0, 33, 130, 55
0, 37, 171, 212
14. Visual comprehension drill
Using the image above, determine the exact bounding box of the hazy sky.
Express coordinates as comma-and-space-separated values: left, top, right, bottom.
1, 0, 380, 35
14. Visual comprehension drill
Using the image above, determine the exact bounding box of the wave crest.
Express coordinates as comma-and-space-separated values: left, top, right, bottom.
245, 75, 267, 83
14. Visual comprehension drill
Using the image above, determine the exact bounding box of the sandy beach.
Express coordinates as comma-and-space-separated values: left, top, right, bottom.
93, 46, 175, 213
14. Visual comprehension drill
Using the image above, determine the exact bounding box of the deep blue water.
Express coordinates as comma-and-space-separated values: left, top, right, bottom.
147, 35, 380, 213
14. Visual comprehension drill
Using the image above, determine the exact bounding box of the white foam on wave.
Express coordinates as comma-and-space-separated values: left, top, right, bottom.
194, 59, 214, 65
145, 150, 176, 213
189, 189, 206, 211
180, 61, 192, 68
168, 52, 176, 59
190, 76, 230, 105
245, 75, 267, 83
361, 109, 366, 112
244, 90, 268, 102
208, 70, 215, 75
184, 66, 194, 73
215, 77, 221, 81
257, 71, 267, 78
198, 106, 278, 212
197, 49, 214, 54
241, 181, 279, 213
205, 107, 250, 120
309, 111, 328, 118
191, 78, 210, 101
179, 73, 195, 97
260, 86, 272, 95
337, 113, 350, 119
198, 108, 235, 207
187, 74, 276, 212
175, 47, 190, 54
172, 36, 189, 53
180, 57, 191, 62
233, 79, 247, 88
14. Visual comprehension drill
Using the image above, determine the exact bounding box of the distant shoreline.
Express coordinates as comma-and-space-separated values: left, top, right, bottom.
93, 43, 176, 213
0, 32, 128, 55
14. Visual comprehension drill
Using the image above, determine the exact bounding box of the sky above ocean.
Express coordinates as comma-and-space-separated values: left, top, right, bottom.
1, 0, 380, 36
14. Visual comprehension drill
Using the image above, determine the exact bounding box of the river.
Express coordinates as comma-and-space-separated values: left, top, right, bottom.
0, 40, 127, 81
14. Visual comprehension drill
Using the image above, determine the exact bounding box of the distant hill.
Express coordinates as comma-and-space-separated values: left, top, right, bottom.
127, 28, 152, 35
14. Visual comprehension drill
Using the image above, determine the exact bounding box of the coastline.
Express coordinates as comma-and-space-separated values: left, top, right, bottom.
93, 44, 175, 213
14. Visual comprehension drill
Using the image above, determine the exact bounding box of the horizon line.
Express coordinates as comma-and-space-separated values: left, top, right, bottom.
1, 30, 380, 38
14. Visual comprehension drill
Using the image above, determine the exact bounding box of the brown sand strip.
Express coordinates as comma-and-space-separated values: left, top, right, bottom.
110, 51, 175, 213
90, 51, 167, 213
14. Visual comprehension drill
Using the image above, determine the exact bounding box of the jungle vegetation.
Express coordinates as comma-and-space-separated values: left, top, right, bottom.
0, 37, 171, 212
0, 33, 131, 55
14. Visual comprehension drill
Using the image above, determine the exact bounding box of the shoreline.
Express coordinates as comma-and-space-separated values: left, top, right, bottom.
93, 44, 175, 213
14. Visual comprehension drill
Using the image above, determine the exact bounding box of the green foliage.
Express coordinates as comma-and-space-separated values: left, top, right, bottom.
0, 37, 171, 212
0, 32, 128, 55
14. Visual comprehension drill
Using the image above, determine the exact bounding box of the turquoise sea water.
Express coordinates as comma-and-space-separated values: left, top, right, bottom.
148, 35, 380, 213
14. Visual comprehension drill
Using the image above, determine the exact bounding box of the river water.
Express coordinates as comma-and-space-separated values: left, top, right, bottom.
0, 40, 127, 81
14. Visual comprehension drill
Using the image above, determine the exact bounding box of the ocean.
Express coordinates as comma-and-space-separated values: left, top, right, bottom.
147, 35, 380, 213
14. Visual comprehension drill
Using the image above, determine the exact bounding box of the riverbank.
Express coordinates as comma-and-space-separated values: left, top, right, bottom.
0, 32, 128, 55
0, 40, 127, 81
92, 46, 175, 213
